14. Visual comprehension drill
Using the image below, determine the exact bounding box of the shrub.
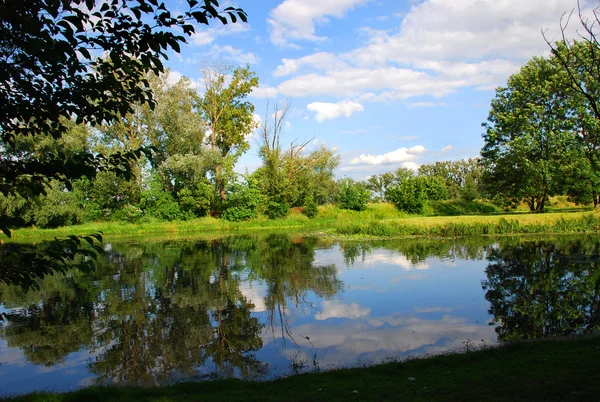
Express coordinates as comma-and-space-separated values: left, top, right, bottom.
303, 194, 318, 218
222, 182, 260, 222
111, 204, 144, 223
33, 183, 83, 228
423, 176, 449, 201
265, 197, 289, 219
177, 181, 214, 219
139, 178, 182, 221
338, 179, 370, 211
386, 177, 426, 214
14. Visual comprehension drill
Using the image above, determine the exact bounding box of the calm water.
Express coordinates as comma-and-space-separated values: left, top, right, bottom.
1, 234, 599, 396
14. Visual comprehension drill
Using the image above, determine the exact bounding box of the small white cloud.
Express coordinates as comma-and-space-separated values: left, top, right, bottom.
206, 45, 260, 64
351, 145, 426, 165
189, 23, 250, 47
274, 52, 346, 77
250, 85, 280, 99
307, 100, 364, 122
166, 70, 183, 86
441, 145, 454, 152
268, 0, 370, 47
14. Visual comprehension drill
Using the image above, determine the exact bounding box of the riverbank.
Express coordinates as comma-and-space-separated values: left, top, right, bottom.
3, 335, 599, 401
5, 203, 600, 242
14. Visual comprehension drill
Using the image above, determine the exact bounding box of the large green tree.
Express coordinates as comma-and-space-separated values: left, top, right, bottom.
196, 63, 258, 202
481, 56, 578, 211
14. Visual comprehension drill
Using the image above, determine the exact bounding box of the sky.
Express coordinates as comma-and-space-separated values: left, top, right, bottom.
163, 0, 596, 180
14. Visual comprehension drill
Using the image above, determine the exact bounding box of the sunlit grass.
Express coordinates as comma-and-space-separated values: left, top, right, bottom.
6, 201, 600, 242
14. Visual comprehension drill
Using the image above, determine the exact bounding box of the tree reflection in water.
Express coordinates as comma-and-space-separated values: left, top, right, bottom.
2, 235, 600, 386
0, 234, 341, 385
482, 239, 600, 340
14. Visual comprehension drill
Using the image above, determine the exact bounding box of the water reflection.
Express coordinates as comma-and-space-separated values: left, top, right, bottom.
1, 234, 599, 395
482, 239, 600, 340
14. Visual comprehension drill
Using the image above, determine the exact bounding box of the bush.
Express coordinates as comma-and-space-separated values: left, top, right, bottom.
33, 183, 83, 228
265, 197, 289, 219
222, 182, 260, 222
423, 176, 448, 201
177, 181, 214, 219
338, 179, 370, 211
303, 195, 318, 218
111, 204, 144, 223
386, 177, 426, 214
139, 178, 182, 221
459, 175, 479, 202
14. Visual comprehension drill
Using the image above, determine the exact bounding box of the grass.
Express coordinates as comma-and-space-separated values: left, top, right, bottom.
5, 201, 600, 242
3, 335, 599, 401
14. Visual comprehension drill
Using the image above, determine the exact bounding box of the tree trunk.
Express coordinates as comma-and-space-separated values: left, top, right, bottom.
215, 164, 226, 201
528, 196, 536, 211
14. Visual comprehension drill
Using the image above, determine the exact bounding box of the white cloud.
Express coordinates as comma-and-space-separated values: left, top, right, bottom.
274, 52, 346, 77
441, 145, 454, 152
189, 22, 251, 47
307, 100, 364, 122
267, 0, 592, 101
351, 145, 426, 165
268, 0, 371, 47
315, 300, 371, 320
166, 70, 183, 86
207, 44, 260, 64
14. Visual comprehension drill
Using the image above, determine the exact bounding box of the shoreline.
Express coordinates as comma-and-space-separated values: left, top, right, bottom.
4, 207, 600, 242
2, 335, 599, 401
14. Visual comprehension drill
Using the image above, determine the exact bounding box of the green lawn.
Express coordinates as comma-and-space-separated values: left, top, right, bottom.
4, 335, 599, 402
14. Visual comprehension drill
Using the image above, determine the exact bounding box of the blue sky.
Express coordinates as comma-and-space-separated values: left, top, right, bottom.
163, 0, 592, 179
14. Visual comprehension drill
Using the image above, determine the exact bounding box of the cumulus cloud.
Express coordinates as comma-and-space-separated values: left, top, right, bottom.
307, 100, 364, 122
441, 145, 454, 152
274, 52, 346, 77
267, 0, 591, 101
189, 22, 250, 46
350, 145, 426, 165
207, 45, 260, 64
268, 0, 370, 47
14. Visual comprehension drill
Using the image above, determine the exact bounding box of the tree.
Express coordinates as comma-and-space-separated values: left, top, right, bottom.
0, 0, 248, 286
386, 176, 427, 214
255, 100, 339, 216
546, 1, 600, 121
338, 178, 370, 211
196, 63, 258, 202
481, 56, 577, 212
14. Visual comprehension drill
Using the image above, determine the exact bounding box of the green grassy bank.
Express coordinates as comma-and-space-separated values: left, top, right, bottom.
4, 335, 599, 402
5, 202, 600, 242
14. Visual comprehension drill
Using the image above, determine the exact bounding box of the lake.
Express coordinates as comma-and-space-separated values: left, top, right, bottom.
1, 234, 599, 396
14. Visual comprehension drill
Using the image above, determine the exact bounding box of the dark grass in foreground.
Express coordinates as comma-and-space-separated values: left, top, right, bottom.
5, 336, 600, 402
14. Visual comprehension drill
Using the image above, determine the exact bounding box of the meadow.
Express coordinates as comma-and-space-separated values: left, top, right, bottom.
6, 199, 598, 242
